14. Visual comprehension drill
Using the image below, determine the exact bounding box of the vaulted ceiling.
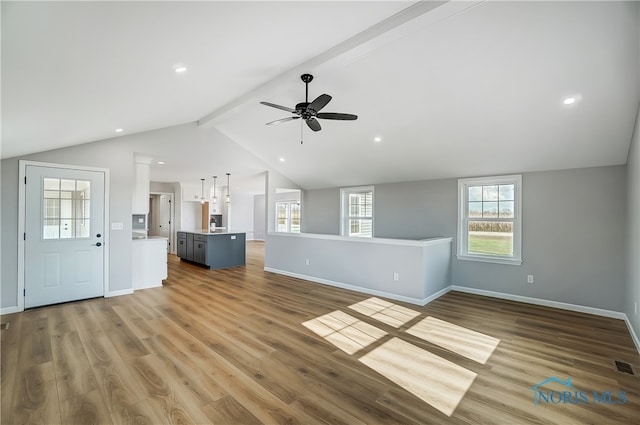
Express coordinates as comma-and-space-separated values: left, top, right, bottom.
3, 1, 639, 190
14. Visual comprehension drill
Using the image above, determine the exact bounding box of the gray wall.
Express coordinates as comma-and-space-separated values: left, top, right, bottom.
626, 106, 640, 340
254, 194, 266, 240
302, 165, 627, 312
1, 140, 135, 309
302, 188, 340, 235
375, 179, 457, 240
1, 122, 284, 311
456, 166, 626, 311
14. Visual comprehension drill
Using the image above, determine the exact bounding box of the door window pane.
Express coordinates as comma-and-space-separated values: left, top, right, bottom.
42, 178, 91, 239
60, 179, 75, 191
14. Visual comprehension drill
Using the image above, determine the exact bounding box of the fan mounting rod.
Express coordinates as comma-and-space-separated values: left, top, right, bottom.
301, 74, 313, 102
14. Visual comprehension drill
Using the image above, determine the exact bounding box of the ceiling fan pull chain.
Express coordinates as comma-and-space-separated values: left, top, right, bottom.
300, 119, 304, 144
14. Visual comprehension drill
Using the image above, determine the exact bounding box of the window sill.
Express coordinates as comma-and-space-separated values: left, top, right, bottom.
457, 254, 522, 266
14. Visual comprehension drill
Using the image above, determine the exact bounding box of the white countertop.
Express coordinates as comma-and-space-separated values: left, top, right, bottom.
179, 229, 244, 236
267, 232, 452, 247
132, 236, 168, 242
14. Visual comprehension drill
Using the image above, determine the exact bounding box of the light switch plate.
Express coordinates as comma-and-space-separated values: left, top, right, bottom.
111, 222, 124, 230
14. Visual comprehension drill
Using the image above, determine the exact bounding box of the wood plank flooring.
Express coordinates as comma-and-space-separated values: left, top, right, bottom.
2, 241, 639, 424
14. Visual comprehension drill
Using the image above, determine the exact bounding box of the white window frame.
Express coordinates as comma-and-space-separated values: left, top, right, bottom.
457, 175, 522, 265
275, 200, 301, 233
340, 186, 374, 237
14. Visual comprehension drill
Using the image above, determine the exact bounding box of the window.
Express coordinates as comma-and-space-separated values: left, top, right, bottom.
457, 175, 522, 265
42, 178, 91, 239
341, 186, 373, 237
275, 201, 300, 233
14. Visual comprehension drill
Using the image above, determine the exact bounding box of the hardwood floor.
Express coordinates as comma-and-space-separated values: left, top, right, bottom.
2, 240, 639, 424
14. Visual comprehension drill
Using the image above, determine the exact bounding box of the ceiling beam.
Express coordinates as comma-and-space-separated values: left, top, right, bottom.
197, 1, 483, 128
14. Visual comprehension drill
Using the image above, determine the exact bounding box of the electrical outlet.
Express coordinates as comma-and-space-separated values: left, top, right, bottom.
527, 275, 534, 284
393, 272, 399, 281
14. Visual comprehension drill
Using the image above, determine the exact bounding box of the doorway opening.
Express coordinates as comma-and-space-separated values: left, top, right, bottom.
148, 192, 175, 254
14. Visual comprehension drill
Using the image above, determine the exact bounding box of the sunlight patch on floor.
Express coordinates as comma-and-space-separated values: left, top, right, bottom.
348, 297, 420, 328
359, 337, 477, 417
406, 316, 500, 364
302, 310, 387, 355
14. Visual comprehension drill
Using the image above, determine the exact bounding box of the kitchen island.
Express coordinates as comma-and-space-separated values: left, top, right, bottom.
177, 230, 246, 269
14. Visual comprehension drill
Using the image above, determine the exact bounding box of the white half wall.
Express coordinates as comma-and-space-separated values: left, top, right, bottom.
265, 232, 452, 304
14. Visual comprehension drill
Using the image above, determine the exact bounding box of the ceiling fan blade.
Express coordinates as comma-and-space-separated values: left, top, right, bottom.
260, 101, 296, 113
316, 112, 358, 121
307, 94, 332, 113
306, 117, 321, 132
266, 116, 300, 126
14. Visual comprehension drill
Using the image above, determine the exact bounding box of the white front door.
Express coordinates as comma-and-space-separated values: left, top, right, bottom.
25, 165, 105, 308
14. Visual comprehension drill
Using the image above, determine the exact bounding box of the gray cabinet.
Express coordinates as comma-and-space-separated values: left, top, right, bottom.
176, 231, 246, 270
186, 233, 194, 261
209, 233, 246, 269
193, 235, 207, 264
177, 232, 187, 258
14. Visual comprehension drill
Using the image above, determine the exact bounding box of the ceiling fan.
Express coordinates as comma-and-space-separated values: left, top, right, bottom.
260, 74, 357, 132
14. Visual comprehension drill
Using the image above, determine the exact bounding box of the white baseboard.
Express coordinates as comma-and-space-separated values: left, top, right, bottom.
133, 283, 162, 291
451, 286, 626, 319
422, 286, 453, 306
105, 289, 134, 298
0, 306, 20, 315
623, 316, 640, 353
2, 289, 134, 313
451, 286, 639, 353
264, 267, 450, 306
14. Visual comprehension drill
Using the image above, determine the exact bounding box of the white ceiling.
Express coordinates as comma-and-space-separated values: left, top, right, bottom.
3, 1, 639, 190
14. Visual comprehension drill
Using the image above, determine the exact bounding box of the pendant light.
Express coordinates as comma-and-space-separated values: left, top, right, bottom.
226, 173, 231, 203
212, 176, 218, 204
200, 178, 205, 204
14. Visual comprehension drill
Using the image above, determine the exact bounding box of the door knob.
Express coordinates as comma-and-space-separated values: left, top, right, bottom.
96, 233, 102, 238
95, 242, 102, 247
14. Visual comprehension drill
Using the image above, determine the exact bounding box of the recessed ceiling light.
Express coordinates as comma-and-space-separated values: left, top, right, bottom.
374, 136, 382, 142
173, 63, 188, 74
563, 97, 576, 105
115, 128, 123, 133
279, 157, 286, 162
157, 161, 165, 165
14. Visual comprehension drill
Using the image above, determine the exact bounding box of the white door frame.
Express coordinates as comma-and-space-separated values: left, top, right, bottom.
17, 160, 110, 312
150, 191, 175, 254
